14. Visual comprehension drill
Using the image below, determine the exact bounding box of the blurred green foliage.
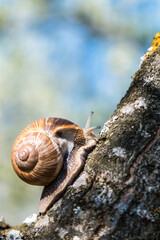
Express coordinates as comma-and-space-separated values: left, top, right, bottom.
0, 0, 159, 225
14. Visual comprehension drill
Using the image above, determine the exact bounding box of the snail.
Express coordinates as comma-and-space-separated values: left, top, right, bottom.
11, 112, 100, 214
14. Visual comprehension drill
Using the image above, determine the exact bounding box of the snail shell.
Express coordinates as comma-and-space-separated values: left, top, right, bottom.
11, 113, 101, 213
11, 118, 77, 186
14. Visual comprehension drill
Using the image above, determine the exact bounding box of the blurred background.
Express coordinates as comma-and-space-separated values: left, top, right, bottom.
0, 0, 159, 226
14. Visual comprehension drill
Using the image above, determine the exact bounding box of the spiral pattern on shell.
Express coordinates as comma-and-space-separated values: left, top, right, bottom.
11, 118, 65, 186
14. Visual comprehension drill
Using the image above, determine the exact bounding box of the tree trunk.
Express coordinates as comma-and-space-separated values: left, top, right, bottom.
1, 43, 160, 240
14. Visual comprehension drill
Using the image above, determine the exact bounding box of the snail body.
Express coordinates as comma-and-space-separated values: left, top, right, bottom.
11, 113, 100, 213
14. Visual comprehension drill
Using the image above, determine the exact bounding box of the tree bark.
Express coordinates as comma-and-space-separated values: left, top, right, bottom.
1, 45, 160, 240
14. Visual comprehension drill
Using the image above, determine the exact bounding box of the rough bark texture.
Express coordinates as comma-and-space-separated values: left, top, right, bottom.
1, 46, 160, 240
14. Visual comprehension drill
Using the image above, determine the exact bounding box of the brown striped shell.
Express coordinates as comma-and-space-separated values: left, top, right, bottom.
11, 118, 76, 186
